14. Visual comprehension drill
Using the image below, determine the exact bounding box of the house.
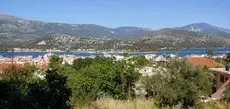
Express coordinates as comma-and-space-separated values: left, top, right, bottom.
209, 68, 230, 100
144, 54, 157, 61
0, 63, 48, 73
0, 64, 21, 73
187, 57, 229, 100
139, 67, 154, 76
154, 55, 167, 62
0, 64, 10, 73
187, 57, 224, 68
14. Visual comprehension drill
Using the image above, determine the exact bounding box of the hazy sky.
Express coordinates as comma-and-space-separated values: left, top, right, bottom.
1, 0, 230, 29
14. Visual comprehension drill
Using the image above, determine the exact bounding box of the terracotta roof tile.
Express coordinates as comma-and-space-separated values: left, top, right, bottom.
0, 64, 21, 71
187, 57, 224, 68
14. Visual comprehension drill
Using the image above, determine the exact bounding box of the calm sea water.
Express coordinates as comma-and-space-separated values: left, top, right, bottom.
1, 48, 230, 58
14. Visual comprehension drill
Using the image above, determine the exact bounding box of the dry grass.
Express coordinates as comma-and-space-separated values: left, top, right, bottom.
74, 98, 157, 109
200, 101, 230, 109
74, 98, 230, 109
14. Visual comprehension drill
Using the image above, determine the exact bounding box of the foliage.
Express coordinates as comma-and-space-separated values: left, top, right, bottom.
223, 87, 230, 102
213, 57, 227, 66
142, 59, 214, 108
128, 56, 149, 68
1, 64, 38, 82
123, 52, 131, 58
66, 56, 144, 104
0, 64, 72, 109
49, 55, 63, 69
0, 55, 220, 109
207, 49, 214, 57
0, 79, 28, 109
69, 56, 141, 106
72, 58, 93, 71
27, 69, 72, 109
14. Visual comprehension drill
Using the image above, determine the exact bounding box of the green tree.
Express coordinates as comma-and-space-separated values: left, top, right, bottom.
223, 87, 230, 102
128, 56, 149, 68
49, 55, 63, 69
72, 58, 93, 71
207, 49, 214, 57
0, 79, 28, 109
0, 63, 72, 109
143, 59, 213, 108
123, 52, 130, 58
0, 63, 38, 82
68, 57, 141, 106
28, 69, 72, 109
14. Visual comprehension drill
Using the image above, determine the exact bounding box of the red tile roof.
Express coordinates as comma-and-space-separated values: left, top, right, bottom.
36, 64, 48, 69
0, 64, 21, 71
0, 63, 48, 72
187, 57, 224, 68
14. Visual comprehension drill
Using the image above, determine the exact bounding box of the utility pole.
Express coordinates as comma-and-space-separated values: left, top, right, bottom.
11, 43, 14, 65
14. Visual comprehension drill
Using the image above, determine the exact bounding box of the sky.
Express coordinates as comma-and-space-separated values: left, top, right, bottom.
1, 0, 230, 29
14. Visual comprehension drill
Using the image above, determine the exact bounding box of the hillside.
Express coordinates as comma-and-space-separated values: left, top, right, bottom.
177, 23, 230, 38
1, 14, 230, 51
115, 29, 230, 51
0, 14, 150, 42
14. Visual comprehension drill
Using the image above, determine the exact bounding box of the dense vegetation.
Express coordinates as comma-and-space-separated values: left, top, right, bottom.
142, 59, 214, 108
1, 55, 230, 109
0, 55, 148, 108
0, 64, 71, 109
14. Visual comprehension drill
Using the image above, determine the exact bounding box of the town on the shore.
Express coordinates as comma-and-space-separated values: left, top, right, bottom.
1, 47, 230, 101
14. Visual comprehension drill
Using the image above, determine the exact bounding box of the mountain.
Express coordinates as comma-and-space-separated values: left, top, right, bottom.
113, 27, 152, 39
1, 14, 230, 51
0, 14, 150, 42
116, 28, 230, 51
177, 23, 230, 38
18, 29, 230, 51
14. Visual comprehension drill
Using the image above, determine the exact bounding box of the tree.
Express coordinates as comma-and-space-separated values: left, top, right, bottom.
143, 59, 213, 108
28, 69, 72, 109
223, 87, 230, 102
0, 63, 72, 109
49, 55, 63, 69
116, 60, 141, 99
72, 58, 93, 71
207, 49, 214, 57
1, 63, 38, 82
68, 57, 141, 106
0, 64, 38, 109
128, 56, 149, 68
0, 79, 28, 109
123, 52, 130, 58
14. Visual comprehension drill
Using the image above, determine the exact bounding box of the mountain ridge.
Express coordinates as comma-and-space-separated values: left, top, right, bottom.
1, 14, 230, 51
177, 23, 230, 38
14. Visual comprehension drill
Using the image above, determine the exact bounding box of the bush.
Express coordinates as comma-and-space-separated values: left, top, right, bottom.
143, 59, 214, 108
69, 57, 141, 106
0, 65, 72, 109
223, 87, 230, 102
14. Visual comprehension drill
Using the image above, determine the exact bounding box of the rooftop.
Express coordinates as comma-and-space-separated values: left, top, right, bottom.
187, 57, 224, 68
0, 63, 21, 71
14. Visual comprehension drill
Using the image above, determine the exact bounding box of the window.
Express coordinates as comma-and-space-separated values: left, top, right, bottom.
220, 75, 225, 83
225, 76, 229, 81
